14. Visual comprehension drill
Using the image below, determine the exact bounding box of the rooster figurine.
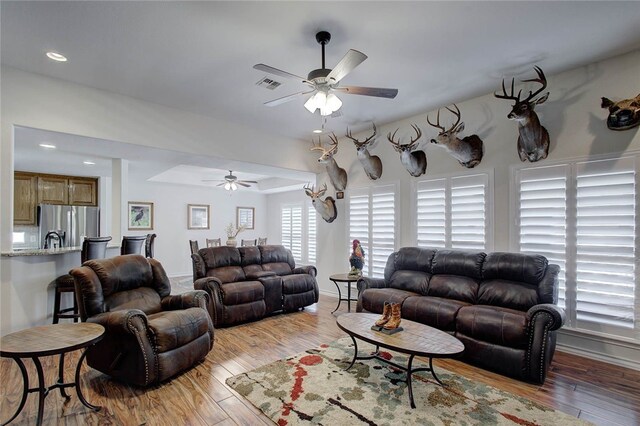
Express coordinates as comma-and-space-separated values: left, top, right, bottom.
348, 239, 365, 277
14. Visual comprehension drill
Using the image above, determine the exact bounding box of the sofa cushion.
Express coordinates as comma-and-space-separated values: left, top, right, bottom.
456, 305, 528, 348
482, 252, 547, 285
219, 281, 264, 305
200, 247, 241, 269
428, 275, 478, 304
105, 287, 162, 315
282, 274, 315, 294
147, 308, 211, 353
388, 270, 430, 295
432, 250, 485, 280
385, 247, 435, 281
239, 246, 262, 266
262, 262, 293, 276
259, 245, 295, 269
84, 255, 153, 296
478, 279, 539, 311
206, 266, 246, 283
360, 288, 418, 314
402, 296, 469, 331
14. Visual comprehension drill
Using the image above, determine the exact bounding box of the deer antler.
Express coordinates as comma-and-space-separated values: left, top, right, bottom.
310, 137, 326, 153
427, 109, 445, 132
303, 183, 315, 196
318, 183, 328, 197
387, 125, 422, 149
345, 123, 377, 148
494, 77, 522, 103
444, 104, 462, 132
521, 66, 548, 103
326, 133, 340, 155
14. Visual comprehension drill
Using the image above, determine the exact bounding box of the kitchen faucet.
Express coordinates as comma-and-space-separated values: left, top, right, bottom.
44, 231, 65, 249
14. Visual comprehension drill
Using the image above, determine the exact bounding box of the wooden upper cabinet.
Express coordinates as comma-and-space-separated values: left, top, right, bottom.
69, 177, 97, 206
14, 172, 37, 225
38, 176, 69, 205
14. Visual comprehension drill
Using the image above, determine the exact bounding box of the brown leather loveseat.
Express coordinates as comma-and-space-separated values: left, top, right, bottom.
191, 245, 318, 327
357, 247, 564, 384
70, 254, 214, 386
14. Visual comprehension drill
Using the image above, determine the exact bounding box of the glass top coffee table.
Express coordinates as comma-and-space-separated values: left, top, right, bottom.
336, 312, 465, 409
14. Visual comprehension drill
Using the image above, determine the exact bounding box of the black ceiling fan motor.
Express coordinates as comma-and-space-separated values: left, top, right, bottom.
308, 31, 332, 80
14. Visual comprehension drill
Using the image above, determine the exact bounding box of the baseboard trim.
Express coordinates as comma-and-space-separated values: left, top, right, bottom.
556, 343, 640, 371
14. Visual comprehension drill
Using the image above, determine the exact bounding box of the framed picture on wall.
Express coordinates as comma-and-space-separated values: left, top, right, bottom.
237, 206, 255, 230
128, 201, 154, 230
188, 204, 210, 230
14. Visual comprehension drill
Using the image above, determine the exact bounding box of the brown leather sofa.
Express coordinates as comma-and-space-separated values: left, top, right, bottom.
70, 254, 214, 386
357, 248, 564, 384
191, 245, 318, 327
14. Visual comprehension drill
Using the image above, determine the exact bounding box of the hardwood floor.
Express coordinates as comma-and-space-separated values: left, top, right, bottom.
1, 294, 639, 425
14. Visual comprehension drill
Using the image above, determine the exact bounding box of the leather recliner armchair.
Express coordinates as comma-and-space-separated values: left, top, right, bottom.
70, 254, 214, 386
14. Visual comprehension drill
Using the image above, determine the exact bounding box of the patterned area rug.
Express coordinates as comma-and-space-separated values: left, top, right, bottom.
227, 338, 589, 426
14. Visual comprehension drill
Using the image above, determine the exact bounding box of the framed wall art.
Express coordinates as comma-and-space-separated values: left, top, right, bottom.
128, 201, 154, 230
237, 206, 255, 230
188, 204, 210, 230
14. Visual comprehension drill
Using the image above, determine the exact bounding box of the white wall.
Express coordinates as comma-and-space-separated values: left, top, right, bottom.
128, 180, 267, 276
268, 49, 640, 367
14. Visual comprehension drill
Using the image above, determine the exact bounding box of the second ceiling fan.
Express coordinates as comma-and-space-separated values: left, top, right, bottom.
254, 31, 398, 116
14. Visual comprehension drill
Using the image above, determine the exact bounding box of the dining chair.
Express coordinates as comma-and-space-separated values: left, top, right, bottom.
189, 239, 199, 254
257, 237, 267, 245
241, 239, 257, 246
206, 238, 221, 247
121, 235, 146, 255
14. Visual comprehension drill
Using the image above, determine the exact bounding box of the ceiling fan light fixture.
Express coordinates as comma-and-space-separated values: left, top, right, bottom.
304, 90, 342, 116
231, 182, 238, 191
224, 182, 231, 190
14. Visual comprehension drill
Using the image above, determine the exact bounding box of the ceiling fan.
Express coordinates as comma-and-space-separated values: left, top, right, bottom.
202, 170, 257, 191
254, 31, 398, 116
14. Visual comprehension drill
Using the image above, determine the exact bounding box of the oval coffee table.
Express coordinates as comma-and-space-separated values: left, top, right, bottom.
0, 323, 105, 425
336, 312, 464, 409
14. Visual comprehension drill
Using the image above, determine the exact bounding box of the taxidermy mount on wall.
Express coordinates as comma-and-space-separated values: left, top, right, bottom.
386, 124, 427, 177
427, 104, 484, 168
601, 93, 640, 131
494, 66, 550, 162
304, 183, 337, 223
309, 134, 348, 191
345, 123, 383, 180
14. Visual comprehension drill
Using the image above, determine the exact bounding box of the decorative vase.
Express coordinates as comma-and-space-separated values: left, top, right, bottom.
226, 237, 237, 247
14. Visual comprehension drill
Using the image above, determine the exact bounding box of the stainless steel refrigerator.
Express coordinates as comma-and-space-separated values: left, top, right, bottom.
38, 204, 100, 249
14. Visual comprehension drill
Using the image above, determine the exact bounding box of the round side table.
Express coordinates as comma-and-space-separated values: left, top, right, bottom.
329, 273, 362, 314
0, 323, 105, 426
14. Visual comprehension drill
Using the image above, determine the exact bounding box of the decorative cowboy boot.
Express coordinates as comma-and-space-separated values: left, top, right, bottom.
383, 303, 402, 330
374, 302, 392, 327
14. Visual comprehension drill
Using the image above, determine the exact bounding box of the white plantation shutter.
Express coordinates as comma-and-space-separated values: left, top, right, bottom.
290, 205, 303, 262
416, 174, 489, 250
575, 158, 635, 329
517, 165, 568, 309
416, 179, 446, 248
281, 207, 292, 252
372, 185, 396, 278
451, 175, 487, 250
307, 205, 316, 264
349, 189, 371, 277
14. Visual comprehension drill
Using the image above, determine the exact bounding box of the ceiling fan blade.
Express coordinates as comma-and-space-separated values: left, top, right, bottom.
202, 179, 223, 182
239, 180, 258, 184
326, 49, 367, 83
264, 90, 315, 107
253, 64, 307, 83
216, 183, 226, 187
236, 182, 251, 188
334, 86, 398, 99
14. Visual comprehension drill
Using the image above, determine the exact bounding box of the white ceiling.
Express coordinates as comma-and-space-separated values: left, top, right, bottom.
2, 1, 640, 143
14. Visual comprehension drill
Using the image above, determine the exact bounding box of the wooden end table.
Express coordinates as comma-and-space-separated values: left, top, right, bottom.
329, 273, 361, 313
336, 312, 464, 409
0, 323, 105, 425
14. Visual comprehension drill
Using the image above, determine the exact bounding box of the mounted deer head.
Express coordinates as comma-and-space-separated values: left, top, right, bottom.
304, 183, 337, 223
494, 66, 550, 162
345, 123, 383, 180
387, 124, 427, 177
310, 134, 348, 191
427, 104, 484, 168
601, 93, 640, 131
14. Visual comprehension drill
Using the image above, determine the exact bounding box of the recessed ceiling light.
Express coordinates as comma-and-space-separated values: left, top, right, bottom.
312, 129, 323, 134
46, 51, 67, 62
83, 161, 96, 165
39, 143, 56, 149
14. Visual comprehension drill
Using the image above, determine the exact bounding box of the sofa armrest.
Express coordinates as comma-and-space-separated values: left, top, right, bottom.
525, 304, 566, 384
191, 253, 206, 282
161, 290, 209, 311
194, 277, 224, 326
357, 277, 387, 294
246, 271, 277, 279
88, 309, 149, 335
293, 265, 317, 277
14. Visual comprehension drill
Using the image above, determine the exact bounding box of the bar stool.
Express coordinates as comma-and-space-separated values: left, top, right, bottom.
145, 233, 157, 258
52, 236, 112, 324
121, 235, 147, 255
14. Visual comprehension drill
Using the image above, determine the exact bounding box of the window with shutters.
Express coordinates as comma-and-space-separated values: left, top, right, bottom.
281, 203, 316, 264
513, 155, 638, 340
348, 184, 397, 278
415, 173, 491, 250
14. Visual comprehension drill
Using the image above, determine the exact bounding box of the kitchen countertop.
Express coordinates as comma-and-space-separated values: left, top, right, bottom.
1, 245, 120, 257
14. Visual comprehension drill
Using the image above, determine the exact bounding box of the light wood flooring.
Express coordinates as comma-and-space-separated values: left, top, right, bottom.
1, 294, 639, 425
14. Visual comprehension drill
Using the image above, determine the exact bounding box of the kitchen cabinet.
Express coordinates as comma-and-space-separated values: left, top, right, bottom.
14, 172, 37, 225
13, 172, 98, 225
